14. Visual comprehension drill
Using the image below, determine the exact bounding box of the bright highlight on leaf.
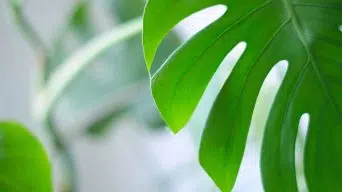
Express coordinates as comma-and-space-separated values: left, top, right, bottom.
143, 0, 342, 191
0, 122, 52, 192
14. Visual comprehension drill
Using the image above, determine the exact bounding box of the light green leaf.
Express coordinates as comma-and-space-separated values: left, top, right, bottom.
0, 121, 52, 192
143, 0, 342, 191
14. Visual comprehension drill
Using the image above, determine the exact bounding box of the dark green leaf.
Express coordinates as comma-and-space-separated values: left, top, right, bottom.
0, 121, 52, 192
143, 0, 342, 191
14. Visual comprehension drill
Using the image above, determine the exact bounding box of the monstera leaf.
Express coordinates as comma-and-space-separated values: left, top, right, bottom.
143, 0, 342, 191
0, 122, 52, 192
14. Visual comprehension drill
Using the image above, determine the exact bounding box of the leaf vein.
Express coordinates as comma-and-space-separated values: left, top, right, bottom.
168, 0, 274, 120
221, 18, 292, 170
288, 2, 342, 117
292, 2, 342, 10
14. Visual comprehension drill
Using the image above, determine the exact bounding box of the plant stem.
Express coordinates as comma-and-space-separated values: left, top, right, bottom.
34, 17, 143, 122
9, 0, 48, 88
32, 17, 142, 192
46, 114, 77, 192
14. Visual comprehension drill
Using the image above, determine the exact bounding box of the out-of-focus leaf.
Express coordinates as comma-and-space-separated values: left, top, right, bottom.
36, 17, 143, 121
107, 0, 145, 22
49, 0, 181, 135
8, 0, 46, 52
0, 121, 52, 192
133, 95, 167, 130
69, 0, 93, 36
44, 0, 96, 83
83, 79, 150, 136
16, 0, 181, 137
86, 107, 127, 136
9, 0, 22, 8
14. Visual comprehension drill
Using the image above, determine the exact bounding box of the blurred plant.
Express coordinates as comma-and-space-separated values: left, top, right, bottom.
0, 121, 51, 192
9, 0, 180, 191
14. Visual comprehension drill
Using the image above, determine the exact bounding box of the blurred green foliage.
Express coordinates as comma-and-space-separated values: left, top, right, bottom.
0, 122, 52, 192
9, 0, 182, 191
51, 0, 180, 136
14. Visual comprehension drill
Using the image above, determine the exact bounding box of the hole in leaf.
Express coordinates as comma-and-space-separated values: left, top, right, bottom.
296, 113, 310, 192
152, 5, 227, 73
174, 5, 228, 41
186, 42, 246, 136
158, 42, 247, 192
250, 60, 288, 138
234, 60, 289, 191
339, 25, 342, 32
217, 42, 247, 83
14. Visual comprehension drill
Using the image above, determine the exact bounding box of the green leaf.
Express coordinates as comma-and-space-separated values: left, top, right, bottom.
69, 1, 92, 34
0, 121, 52, 192
143, 0, 342, 191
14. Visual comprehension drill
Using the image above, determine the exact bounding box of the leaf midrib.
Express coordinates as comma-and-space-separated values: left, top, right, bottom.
284, 0, 342, 117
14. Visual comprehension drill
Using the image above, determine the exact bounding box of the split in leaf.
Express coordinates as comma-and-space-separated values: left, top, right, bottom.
143, 0, 342, 191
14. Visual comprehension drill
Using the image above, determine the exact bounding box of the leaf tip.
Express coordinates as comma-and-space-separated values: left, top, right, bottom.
199, 145, 234, 192
142, 38, 153, 73
169, 126, 182, 134
144, 56, 153, 72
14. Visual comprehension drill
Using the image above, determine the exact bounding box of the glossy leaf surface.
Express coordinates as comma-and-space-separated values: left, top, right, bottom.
143, 0, 342, 191
0, 122, 51, 192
